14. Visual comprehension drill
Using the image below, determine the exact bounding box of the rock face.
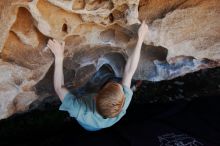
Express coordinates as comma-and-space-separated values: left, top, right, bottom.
0, 0, 220, 119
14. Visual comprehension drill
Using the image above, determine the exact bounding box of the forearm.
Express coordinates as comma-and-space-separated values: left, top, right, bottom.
54, 57, 64, 88
124, 39, 143, 76
122, 39, 143, 87
54, 57, 67, 101
122, 21, 148, 88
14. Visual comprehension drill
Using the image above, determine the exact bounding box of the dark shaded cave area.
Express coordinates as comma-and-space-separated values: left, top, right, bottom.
1, 66, 220, 146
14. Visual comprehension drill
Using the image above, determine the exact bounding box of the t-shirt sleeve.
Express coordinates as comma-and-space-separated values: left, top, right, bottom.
122, 85, 133, 110
59, 92, 82, 118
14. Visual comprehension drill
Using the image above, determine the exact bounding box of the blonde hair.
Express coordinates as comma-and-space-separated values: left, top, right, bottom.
96, 81, 125, 118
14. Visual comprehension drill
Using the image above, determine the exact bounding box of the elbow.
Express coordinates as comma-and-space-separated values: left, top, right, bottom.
124, 63, 131, 74
124, 66, 134, 77
54, 87, 62, 94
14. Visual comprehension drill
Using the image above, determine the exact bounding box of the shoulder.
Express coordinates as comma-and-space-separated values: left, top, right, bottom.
59, 92, 84, 117
77, 106, 124, 130
121, 84, 133, 112
122, 85, 133, 97
59, 92, 96, 117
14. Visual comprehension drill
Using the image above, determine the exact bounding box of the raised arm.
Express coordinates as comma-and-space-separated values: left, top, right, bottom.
122, 21, 148, 88
47, 39, 68, 101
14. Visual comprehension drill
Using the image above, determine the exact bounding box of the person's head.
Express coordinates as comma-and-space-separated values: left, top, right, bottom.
95, 81, 125, 118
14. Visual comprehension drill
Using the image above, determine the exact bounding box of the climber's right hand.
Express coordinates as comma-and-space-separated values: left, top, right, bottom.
47, 39, 65, 59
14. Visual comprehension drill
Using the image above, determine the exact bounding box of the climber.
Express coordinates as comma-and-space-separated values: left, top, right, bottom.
47, 21, 148, 131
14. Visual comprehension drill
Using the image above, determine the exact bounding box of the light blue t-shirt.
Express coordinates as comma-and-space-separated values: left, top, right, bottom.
59, 85, 133, 131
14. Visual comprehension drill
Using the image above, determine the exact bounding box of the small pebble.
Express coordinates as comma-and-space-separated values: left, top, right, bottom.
174, 81, 184, 85
179, 89, 184, 93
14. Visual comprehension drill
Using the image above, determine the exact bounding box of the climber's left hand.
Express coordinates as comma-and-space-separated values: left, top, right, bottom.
47, 39, 65, 59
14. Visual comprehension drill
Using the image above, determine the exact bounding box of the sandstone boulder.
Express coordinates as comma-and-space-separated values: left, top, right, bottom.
0, 0, 219, 119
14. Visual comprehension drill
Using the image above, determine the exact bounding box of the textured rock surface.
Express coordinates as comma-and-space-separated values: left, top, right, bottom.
0, 0, 220, 119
